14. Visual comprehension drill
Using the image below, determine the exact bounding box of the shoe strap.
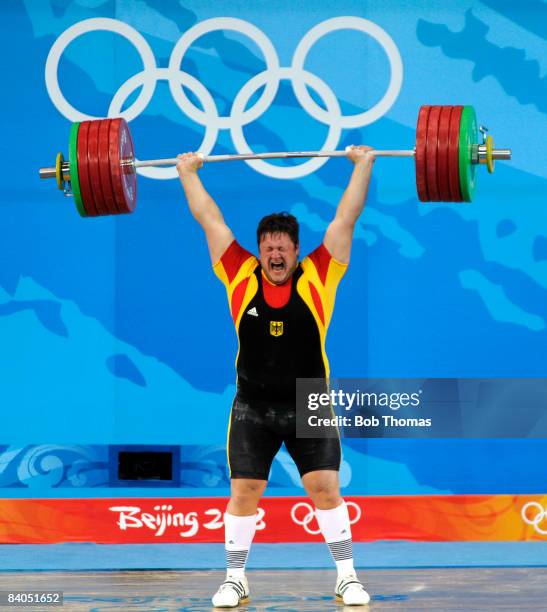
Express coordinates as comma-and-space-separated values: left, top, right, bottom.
221, 579, 245, 598
338, 579, 365, 595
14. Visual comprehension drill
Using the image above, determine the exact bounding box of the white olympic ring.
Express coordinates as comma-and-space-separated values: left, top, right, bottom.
45, 16, 403, 180
231, 67, 342, 180
109, 68, 219, 180
291, 501, 362, 535
45, 18, 157, 123
521, 502, 547, 535
291, 16, 403, 129
168, 17, 280, 130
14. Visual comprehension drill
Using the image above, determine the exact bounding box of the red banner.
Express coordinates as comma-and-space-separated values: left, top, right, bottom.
0, 495, 546, 543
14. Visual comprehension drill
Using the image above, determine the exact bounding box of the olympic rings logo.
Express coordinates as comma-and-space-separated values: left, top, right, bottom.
45, 16, 403, 180
291, 501, 362, 535
521, 502, 547, 535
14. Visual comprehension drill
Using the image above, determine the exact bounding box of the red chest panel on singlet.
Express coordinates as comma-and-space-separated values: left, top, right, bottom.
262, 272, 291, 308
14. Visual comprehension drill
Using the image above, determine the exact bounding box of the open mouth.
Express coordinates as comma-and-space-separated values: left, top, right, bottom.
270, 261, 285, 272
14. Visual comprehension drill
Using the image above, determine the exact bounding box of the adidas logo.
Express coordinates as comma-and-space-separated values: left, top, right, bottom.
247, 307, 258, 317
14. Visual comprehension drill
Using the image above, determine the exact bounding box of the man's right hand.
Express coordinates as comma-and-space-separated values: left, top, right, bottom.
177, 152, 204, 177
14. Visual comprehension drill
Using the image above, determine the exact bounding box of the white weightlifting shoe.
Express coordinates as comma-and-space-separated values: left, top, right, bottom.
335, 572, 371, 605
212, 575, 250, 607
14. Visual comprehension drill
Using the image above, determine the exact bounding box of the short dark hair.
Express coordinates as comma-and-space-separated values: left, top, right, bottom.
257, 212, 299, 247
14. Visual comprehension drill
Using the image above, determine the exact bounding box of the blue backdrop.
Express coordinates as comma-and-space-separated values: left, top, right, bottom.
1, 0, 546, 497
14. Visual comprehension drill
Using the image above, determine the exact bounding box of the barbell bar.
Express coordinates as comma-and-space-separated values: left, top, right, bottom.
38, 105, 511, 217
39, 147, 419, 177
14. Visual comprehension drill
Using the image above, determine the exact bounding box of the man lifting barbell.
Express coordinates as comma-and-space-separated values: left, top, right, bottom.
35, 104, 513, 605
35, 103, 513, 605
177, 145, 374, 608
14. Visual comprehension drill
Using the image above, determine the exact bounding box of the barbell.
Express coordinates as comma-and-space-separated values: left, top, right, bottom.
38, 104, 511, 217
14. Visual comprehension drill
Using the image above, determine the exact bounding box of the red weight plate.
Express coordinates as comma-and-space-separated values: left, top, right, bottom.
98, 119, 119, 215
448, 105, 463, 202
109, 118, 137, 215
415, 105, 430, 202
436, 106, 453, 202
76, 121, 98, 216
426, 105, 442, 202
87, 120, 108, 216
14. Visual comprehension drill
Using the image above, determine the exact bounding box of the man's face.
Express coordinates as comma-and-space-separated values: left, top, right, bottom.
258, 232, 299, 285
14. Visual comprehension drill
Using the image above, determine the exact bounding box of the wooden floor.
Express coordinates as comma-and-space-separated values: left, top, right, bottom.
0, 568, 546, 610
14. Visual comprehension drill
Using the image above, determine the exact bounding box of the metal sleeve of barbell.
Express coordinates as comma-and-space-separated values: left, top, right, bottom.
39, 168, 57, 179
134, 149, 417, 167
491, 149, 511, 160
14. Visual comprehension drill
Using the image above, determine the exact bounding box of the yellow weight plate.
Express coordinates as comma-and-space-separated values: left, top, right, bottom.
486, 134, 494, 174
55, 152, 64, 191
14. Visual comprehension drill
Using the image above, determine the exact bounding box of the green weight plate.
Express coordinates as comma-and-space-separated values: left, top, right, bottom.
458, 106, 478, 202
68, 122, 87, 217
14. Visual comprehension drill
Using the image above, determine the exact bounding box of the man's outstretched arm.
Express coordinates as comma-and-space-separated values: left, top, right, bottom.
323, 145, 375, 264
177, 153, 235, 264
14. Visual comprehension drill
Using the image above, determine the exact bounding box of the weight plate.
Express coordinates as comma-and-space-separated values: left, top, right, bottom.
436, 106, 453, 201
426, 105, 442, 201
415, 105, 430, 202
486, 134, 494, 174
55, 152, 64, 191
68, 122, 87, 217
458, 105, 478, 202
76, 121, 98, 216
87, 120, 108, 216
448, 106, 463, 201
98, 119, 118, 215
109, 118, 137, 214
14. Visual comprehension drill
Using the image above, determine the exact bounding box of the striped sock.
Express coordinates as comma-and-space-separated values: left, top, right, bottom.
224, 512, 257, 578
315, 501, 355, 576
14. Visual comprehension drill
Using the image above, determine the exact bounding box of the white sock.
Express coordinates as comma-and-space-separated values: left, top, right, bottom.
224, 512, 257, 578
315, 501, 355, 576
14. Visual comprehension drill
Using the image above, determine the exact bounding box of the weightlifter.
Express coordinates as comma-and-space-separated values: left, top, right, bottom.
177, 146, 374, 607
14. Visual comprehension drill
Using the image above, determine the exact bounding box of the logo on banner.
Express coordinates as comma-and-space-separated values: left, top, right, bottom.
109, 504, 266, 539
521, 502, 547, 535
291, 501, 362, 535
45, 16, 402, 180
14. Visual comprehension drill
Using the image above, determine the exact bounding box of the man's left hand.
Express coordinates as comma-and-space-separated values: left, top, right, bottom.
345, 145, 375, 165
